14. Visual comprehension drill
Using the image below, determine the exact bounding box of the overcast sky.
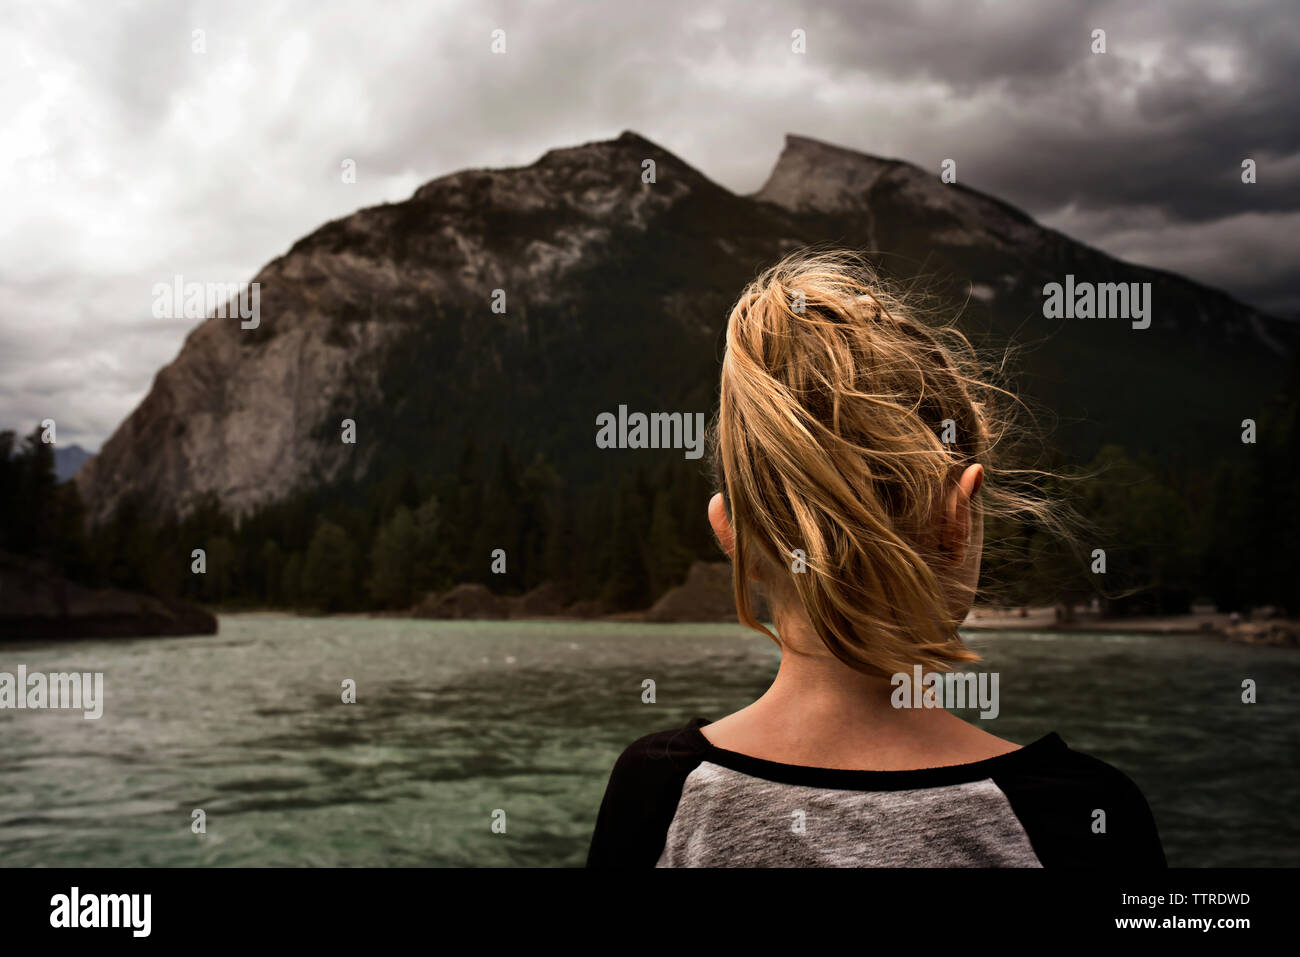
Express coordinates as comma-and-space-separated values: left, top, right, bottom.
2, 0, 1296, 450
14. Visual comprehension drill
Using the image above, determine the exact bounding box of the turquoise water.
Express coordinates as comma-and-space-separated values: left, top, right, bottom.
0, 615, 1295, 866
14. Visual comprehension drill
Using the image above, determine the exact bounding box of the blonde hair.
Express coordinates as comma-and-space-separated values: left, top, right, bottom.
714, 249, 1062, 678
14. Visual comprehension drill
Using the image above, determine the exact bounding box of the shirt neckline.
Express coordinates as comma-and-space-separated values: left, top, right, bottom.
681, 715, 1067, 792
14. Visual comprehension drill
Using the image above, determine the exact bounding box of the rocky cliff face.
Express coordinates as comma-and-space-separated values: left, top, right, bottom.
76, 131, 803, 524
755, 134, 1054, 256
76, 131, 1296, 525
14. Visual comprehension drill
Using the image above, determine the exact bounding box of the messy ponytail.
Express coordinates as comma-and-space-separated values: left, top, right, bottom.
713, 249, 1067, 679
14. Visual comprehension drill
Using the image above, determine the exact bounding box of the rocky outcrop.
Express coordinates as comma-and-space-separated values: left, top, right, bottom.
406, 571, 770, 623
644, 561, 769, 623
0, 554, 217, 640
410, 583, 508, 620
558, 599, 607, 620
507, 582, 571, 618
411, 581, 580, 620
1223, 620, 1300, 648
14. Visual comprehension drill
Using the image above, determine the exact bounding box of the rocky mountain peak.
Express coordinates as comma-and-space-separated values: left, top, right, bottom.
755, 133, 1046, 256
754, 133, 902, 214
409, 130, 718, 225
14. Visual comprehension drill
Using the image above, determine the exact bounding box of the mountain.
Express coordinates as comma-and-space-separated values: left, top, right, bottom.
753, 135, 1293, 459
54, 444, 91, 483
75, 131, 1297, 526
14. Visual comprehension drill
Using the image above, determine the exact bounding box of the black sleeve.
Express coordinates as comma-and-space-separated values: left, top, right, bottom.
994, 747, 1167, 868
586, 725, 707, 868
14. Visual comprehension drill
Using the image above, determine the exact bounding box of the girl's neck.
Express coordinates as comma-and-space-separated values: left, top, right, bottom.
702, 600, 1019, 770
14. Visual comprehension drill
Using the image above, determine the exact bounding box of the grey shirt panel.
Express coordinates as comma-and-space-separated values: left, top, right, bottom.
656, 761, 1043, 867
586, 717, 1167, 868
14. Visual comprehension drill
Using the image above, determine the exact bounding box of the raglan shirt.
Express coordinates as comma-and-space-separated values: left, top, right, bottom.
586, 717, 1166, 868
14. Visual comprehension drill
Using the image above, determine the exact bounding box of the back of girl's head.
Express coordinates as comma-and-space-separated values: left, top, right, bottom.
713, 249, 1053, 678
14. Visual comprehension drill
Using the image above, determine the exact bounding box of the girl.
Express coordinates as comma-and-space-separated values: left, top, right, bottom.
587, 251, 1165, 868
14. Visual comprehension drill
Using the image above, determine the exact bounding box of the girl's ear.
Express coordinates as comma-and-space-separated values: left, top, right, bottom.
941, 464, 984, 562
708, 493, 736, 559
710, 493, 771, 586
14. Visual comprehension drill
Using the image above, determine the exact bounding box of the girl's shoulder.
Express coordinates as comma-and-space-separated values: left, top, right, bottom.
589, 717, 1165, 867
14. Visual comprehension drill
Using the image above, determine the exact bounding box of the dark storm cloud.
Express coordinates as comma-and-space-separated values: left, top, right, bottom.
1, 0, 1296, 449
802, 0, 1300, 310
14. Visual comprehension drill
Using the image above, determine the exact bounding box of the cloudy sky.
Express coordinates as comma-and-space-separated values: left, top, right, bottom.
2, 0, 1296, 450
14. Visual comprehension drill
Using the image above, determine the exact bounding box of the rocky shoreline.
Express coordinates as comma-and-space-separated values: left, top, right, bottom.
405, 561, 1297, 647
962, 605, 1299, 647
0, 553, 217, 642
5, 552, 1291, 648
407, 561, 770, 624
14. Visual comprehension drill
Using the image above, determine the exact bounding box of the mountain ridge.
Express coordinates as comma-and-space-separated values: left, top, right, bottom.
75, 130, 1296, 527
757, 132, 1287, 353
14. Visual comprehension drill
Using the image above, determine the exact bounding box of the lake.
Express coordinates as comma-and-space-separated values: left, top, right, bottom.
1, 615, 1295, 867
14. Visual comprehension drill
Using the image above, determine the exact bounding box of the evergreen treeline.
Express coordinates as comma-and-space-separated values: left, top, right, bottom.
1, 358, 1295, 616
982, 354, 1299, 615
0, 433, 718, 614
